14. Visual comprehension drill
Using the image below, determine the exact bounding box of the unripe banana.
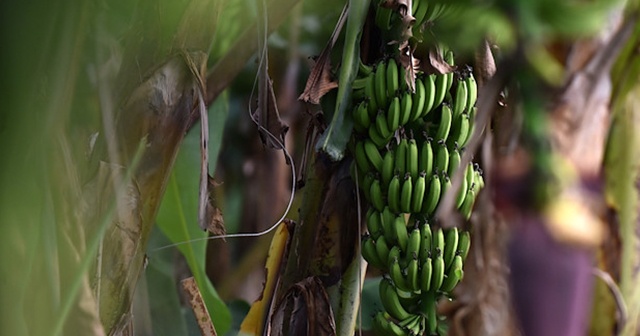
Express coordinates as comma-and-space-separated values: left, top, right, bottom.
354, 141, 373, 173
381, 207, 397, 244
411, 172, 426, 213
457, 230, 471, 261
443, 227, 459, 270
422, 173, 441, 215
459, 187, 476, 220
399, 91, 413, 126
455, 166, 469, 209
433, 73, 448, 108
440, 173, 452, 208
387, 58, 400, 97
409, 77, 426, 122
400, 173, 413, 213
364, 73, 379, 115
432, 227, 445, 258
375, 111, 393, 139
435, 104, 453, 142
405, 228, 421, 262
440, 255, 464, 292
389, 257, 412, 293
362, 234, 385, 269
421, 74, 437, 119
370, 178, 385, 211
362, 172, 375, 201
444, 50, 455, 92
431, 254, 445, 291
387, 96, 401, 133
448, 147, 461, 177
393, 215, 409, 252
395, 138, 408, 177
452, 76, 468, 118
406, 256, 420, 292
369, 124, 390, 149
364, 139, 384, 172
451, 113, 471, 148
387, 245, 402, 268
372, 311, 394, 336
413, 0, 430, 30
353, 101, 372, 131
381, 150, 395, 187
419, 136, 434, 178
358, 59, 373, 77
387, 174, 401, 214
460, 106, 477, 147
399, 314, 422, 332
465, 72, 477, 114
434, 141, 449, 175
419, 222, 433, 262
379, 277, 412, 321
406, 138, 419, 180
375, 61, 388, 108
366, 208, 383, 239
420, 257, 433, 292
474, 168, 485, 189
375, 235, 391, 265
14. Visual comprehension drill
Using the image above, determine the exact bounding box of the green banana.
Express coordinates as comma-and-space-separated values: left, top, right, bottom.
432, 227, 445, 257
452, 76, 468, 118
358, 59, 373, 77
419, 222, 433, 262
382, 207, 398, 244
455, 165, 469, 209
387, 58, 400, 97
366, 208, 383, 240
354, 141, 373, 173
362, 172, 375, 201
393, 215, 409, 252
376, 235, 392, 265
387, 96, 401, 133
375, 60, 388, 108
434, 104, 453, 142
465, 72, 477, 114
425, 292, 438, 335
388, 245, 402, 268
411, 172, 426, 213
418, 136, 433, 178
373, 311, 404, 336
421, 74, 437, 119
375, 5, 394, 30
362, 234, 385, 269
413, 0, 430, 30
444, 50, 455, 92
474, 168, 485, 189
370, 178, 385, 211
365, 73, 379, 115
399, 91, 413, 126
409, 77, 426, 122
389, 257, 412, 293
406, 256, 420, 292
433, 73, 448, 108
420, 257, 433, 292
451, 113, 470, 148
400, 173, 413, 213
406, 138, 419, 180
395, 138, 408, 176
353, 101, 371, 131
405, 227, 421, 262
387, 174, 401, 214
369, 124, 390, 148
434, 140, 449, 174
447, 147, 461, 177
382, 149, 395, 187
440, 255, 464, 292
431, 254, 445, 291
422, 173, 441, 215
443, 227, 459, 270
440, 173, 452, 208
457, 230, 471, 261
460, 106, 477, 147
364, 139, 384, 172
375, 111, 393, 139
459, 187, 476, 220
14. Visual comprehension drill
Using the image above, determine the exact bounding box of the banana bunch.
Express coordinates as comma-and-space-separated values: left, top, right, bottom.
363, 219, 472, 335
348, 3, 485, 335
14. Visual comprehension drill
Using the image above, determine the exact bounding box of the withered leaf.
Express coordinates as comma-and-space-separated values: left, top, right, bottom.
254, 69, 289, 150
398, 41, 419, 92
298, 6, 347, 104
419, 47, 455, 75
270, 277, 336, 336
204, 175, 226, 236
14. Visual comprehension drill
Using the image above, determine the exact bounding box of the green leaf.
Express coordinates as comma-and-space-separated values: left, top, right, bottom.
316, 0, 370, 161
155, 93, 230, 333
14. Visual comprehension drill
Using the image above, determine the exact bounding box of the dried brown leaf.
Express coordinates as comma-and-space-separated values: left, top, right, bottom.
419, 47, 455, 75
298, 6, 347, 104
204, 175, 226, 236
254, 68, 289, 150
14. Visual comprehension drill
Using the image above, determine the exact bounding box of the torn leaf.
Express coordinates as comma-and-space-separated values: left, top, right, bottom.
254, 66, 289, 150
204, 175, 226, 236
298, 6, 347, 104
419, 47, 455, 75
